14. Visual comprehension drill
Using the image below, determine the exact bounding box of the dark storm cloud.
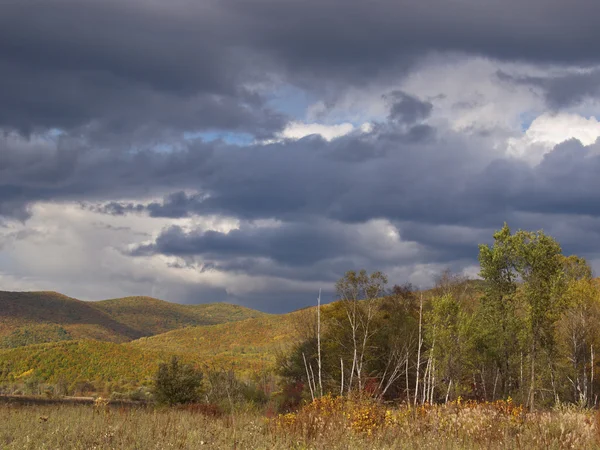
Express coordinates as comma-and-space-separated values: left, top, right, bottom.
225, 0, 600, 81
0, 0, 285, 137
466, 140, 600, 218
83, 123, 493, 226
104, 134, 600, 279
133, 221, 362, 266
387, 92, 434, 125
4, 0, 600, 137
6, 115, 600, 254
497, 70, 600, 108
80, 131, 600, 229
131, 217, 421, 268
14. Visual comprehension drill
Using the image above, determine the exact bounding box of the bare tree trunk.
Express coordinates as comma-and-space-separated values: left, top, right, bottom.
303, 352, 315, 401
430, 357, 436, 404
378, 350, 409, 400
310, 363, 318, 397
492, 368, 499, 401
405, 351, 410, 404
445, 379, 452, 403
428, 335, 436, 404
480, 370, 487, 402
549, 362, 559, 405
592, 345, 595, 408
414, 293, 423, 407
422, 355, 431, 405
348, 347, 357, 395
340, 358, 344, 396
520, 352, 524, 403
317, 289, 323, 398
529, 341, 535, 411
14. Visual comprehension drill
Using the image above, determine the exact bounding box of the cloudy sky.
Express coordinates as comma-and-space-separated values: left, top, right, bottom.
2, 0, 600, 312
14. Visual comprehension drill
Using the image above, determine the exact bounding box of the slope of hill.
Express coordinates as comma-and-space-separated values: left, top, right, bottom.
0, 312, 302, 385
0, 340, 169, 384
0, 291, 266, 349
0, 291, 143, 346
93, 296, 266, 336
129, 312, 302, 373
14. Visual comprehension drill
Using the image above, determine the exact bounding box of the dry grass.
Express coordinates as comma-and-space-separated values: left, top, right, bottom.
1, 399, 599, 449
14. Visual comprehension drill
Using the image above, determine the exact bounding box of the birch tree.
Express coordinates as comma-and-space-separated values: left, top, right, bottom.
335, 270, 388, 393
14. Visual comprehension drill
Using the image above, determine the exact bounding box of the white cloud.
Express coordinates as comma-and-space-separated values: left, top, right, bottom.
0, 202, 239, 301
266, 121, 370, 143
507, 113, 600, 163
297, 56, 545, 142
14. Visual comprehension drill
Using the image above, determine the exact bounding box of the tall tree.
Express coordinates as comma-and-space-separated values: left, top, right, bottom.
335, 270, 388, 393
512, 229, 565, 409
478, 223, 522, 399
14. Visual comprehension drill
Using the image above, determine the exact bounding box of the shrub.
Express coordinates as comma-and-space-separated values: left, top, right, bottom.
204, 369, 268, 412
153, 356, 203, 406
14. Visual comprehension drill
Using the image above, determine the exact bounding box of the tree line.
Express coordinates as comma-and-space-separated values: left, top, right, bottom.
279, 224, 600, 409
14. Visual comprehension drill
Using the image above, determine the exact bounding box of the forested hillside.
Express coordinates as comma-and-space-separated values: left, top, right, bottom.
0, 292, 143, 345
93, 296, 266, 336
0, 291, 264, 348
129, 312, 302, 373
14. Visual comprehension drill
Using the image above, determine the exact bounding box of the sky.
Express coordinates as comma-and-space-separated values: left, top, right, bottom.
3, 0, 600, 312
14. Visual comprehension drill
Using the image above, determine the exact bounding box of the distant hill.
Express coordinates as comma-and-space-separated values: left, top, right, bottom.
93, 296, 266, 336
0, 291, 144, 346
0, 284, 489, 388
0, 310, 305, 385
0, 291, 265, 349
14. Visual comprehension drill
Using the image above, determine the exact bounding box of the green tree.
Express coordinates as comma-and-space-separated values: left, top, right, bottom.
427, 293, 476, 402
153, 356, 204, 405
556, 274, 600, 405
478, 223, 523, 399
512, 229, 566, 409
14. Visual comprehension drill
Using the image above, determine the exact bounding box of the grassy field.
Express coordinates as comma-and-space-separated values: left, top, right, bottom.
1, 399, 598, 449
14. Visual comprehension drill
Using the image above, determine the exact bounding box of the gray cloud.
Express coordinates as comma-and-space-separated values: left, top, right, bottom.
73, 130, 600, 229
5, 0, 600, 310
3, 0, 600, 138
132, 219, 415, 267
497, 69, 600, 108
387, 91, 433, 124
0, 0, 285, 138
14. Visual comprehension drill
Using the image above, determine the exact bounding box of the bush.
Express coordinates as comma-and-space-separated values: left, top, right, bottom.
204, 369, 268, 412
153, 356, 203, 405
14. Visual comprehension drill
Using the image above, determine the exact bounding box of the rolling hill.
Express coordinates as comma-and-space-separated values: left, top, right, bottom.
128, 312, 303, 373
0, 309, 305, 385
0, 291, 144, 346
0, 319, 302, 386
93, 296, 266, 336
0, 291, 265, 349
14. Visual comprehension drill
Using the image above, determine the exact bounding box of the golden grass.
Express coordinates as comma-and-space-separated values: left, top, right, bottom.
1, 400, 598, 449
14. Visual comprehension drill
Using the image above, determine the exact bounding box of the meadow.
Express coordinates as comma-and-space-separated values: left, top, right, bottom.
1, 397, 598, 449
